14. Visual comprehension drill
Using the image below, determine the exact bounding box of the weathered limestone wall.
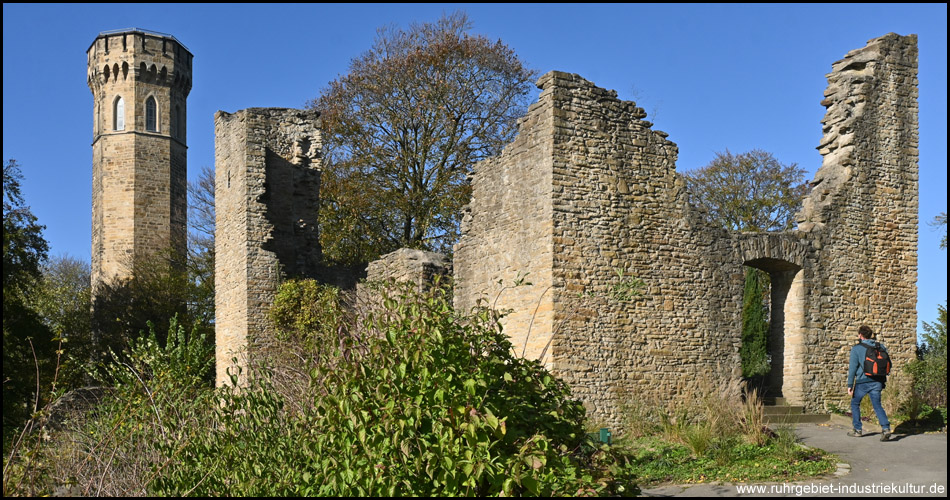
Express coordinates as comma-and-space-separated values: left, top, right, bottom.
456, 71, 748, 423
541, 72, 745, 422
796, 33, 919, 408
88, 29, 191, 292
214, 108, 322, 387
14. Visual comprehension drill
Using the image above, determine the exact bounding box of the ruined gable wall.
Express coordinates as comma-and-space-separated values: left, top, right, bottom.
454, 90, 556, 362
214, 108, 321, 387
540, 72, 746, 425
797, 33, 919, 409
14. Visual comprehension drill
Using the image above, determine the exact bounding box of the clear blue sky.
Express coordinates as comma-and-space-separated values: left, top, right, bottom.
3, 4, 947, 330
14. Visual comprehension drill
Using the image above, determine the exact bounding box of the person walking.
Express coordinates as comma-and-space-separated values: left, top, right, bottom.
847, 325, 892, 441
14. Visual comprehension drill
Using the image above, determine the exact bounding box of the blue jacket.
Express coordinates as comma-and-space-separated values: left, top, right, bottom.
848, 339, 888, 387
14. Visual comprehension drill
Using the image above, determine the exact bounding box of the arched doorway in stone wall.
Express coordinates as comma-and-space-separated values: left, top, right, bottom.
743, 258, 806, 405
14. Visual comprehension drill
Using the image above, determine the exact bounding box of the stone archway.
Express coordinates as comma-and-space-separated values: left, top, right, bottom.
744, 258, 805, 405
736, 235, 810, 405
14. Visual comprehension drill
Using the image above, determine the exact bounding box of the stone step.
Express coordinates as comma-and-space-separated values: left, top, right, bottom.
764, 412, 830, 424
763, 405, 805, 416
761, 398, 830, 424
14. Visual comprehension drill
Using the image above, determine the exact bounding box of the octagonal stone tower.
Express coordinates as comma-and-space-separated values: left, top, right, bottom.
87, 28, 192, 292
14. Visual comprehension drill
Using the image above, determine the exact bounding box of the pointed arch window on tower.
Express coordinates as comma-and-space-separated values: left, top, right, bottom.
146, 97, 158, 132
114, 96, 125, 131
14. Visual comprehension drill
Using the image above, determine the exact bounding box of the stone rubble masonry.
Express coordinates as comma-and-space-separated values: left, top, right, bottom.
454, 33, 918, 427
454, 84, 557, 364
88, 29, 191, 293
214, 108, 322, 387
364, 248, 452, 291
795, 33, 919, 408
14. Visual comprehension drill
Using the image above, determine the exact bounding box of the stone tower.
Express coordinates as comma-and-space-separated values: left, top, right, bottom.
87, 28, 192, 291
214, 108, 322, 387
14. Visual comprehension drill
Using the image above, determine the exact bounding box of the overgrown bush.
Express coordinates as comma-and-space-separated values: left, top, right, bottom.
6, 279, 641, 496
3, 317, 214, 496
155, 279, 639, 496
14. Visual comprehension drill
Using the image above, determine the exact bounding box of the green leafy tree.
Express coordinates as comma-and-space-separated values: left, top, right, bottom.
3, 160, 49, 291
740, 269, 770, 379
27, 254, 92, 390
3, 159, 53, 443
683, 149, 808, 232
919, 303, 947, 359
908, 303, 947, 410
906, 215, 947, 410
309, 12, 537, 264
931, 211, 947, 250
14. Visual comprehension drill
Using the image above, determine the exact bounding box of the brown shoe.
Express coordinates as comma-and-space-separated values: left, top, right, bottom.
881, 430, 892, 441
847, 429, 863, 437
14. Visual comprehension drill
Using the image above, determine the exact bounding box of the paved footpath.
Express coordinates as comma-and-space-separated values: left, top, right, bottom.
642, 417, 947, 497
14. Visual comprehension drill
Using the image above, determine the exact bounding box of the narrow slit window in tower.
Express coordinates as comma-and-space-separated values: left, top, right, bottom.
114, 96, 124, 131
175, 105, 182, 139
146, 97, 157, 132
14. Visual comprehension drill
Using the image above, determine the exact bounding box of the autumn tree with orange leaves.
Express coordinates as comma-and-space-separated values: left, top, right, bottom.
309, 12, 537, 265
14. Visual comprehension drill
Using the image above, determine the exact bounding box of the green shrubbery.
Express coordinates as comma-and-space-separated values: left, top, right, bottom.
892, 303, 947, 428
3, 317, 214, 496
6, 279, 639, 496
154, 279, 638, 496
6, 277, 850, 496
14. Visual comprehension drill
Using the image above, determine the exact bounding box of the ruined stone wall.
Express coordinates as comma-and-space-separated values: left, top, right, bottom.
88, 30, 191, 292
541, 72, 746, 423
454, 90, 556, 362
456, 71, 749, 424
364, 248, 452, 290
454, 33, 919, 426
214, 108, 321, 387
796, 33, 919, 409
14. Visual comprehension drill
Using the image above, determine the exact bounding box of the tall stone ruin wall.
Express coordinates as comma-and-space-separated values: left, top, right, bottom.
214, 107, 322, 387
454, 33, 918, 426
795, 33, 919, 407
543, 71, 750, 419
456, 71, 751, 422
454, 89, 557, 360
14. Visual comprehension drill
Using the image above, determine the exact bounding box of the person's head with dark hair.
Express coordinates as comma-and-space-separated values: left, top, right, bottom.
858, 325, 874, 340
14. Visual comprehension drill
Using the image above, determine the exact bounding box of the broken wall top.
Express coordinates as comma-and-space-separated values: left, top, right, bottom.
797, 33, 918, 231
